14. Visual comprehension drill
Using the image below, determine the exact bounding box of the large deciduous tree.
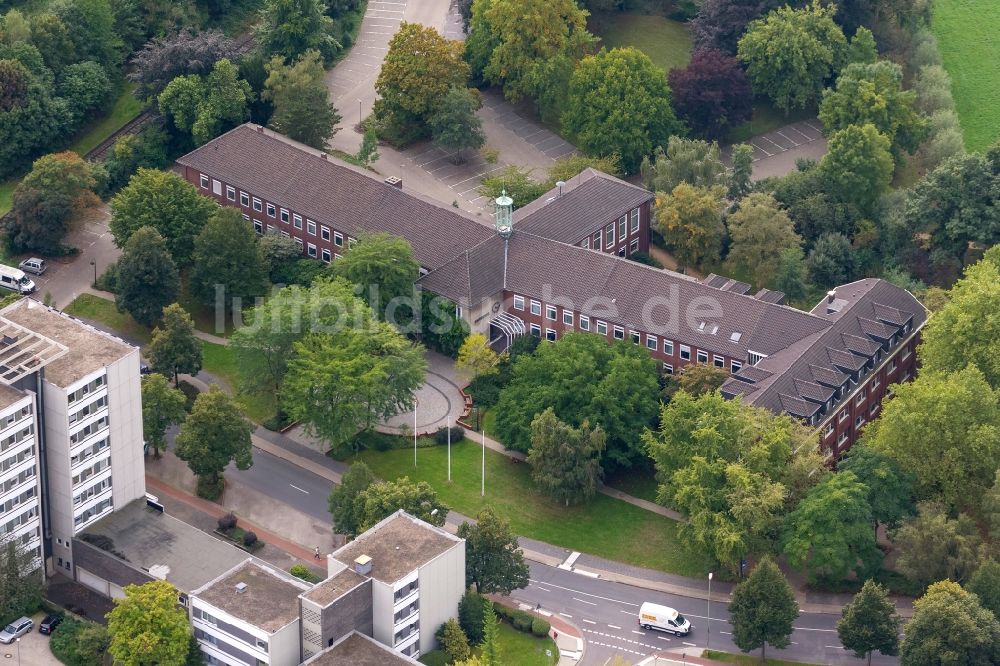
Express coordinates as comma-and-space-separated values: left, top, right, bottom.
528, 408, 605, 506
0, 535, 42, 624
141, 373, 187, 458
820, 123, 893, 213
110, 168, 216, 266
189, 208, 268, 310
900, 581, 1000, 665
256, 0, 338, 64
328, 461, 376, 538
806, 232, 856, 288
737, 1, 847, 112
174, 385, 253, 497
457, 507, 529, 595
690, 0, 775, 54
147, 304, 203, 386
355, 477, 448, 531
967, 560, 1000, 621
892, 502, 983, 588
838, 444, 915, 531
456, 333, 499, 379
129, 29, 236, 99
158, 58, 252, 145
330, 232, 420, 321
115, 226, 180, 327
728, 557, 799, 662
562, 47, 683, 174
58, 60, 112, 125
428, 85, 485, 162
726, 192, 802, 289
837, 580, 900, 666
56, 0, 123, 71
653, 183, 726, 272
641, 136, 729, 193
263, 50, 340, 149
107, 580, 191, 666
668, 48, 752, 140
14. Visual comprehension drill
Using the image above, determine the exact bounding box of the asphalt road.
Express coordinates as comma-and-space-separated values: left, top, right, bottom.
224, 447, 899, 665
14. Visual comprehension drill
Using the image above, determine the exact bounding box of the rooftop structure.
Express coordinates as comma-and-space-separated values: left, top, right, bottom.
193, 561, 310, 633
303, 632, 419, 666
301, 567, 368, 607
332, 513, 460, 584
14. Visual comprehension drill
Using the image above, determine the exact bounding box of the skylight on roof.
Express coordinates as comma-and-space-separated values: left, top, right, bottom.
730, 332, 742, 343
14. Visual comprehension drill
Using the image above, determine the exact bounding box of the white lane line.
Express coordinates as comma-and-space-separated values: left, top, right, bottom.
620, 610, 635, 616
559, 613, 573, 619
657, 636, 671, 641
632, 630, 645, 636
526, 579, 639, 608
682, 641, 697, 647
607, 624, 622, 630
572, 597, 597, 606
750, 141, 773, 157
582, 619, 597, 625
720, 631, 732, 635
289, 484, 309, 494
825, 645, 844, 649
535, 586, 551, 592
794, 626, 838, 633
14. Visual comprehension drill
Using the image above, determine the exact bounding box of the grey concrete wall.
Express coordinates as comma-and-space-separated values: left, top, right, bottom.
107, 349, 145, 509
416, 541, 465, 654
321, 580, 373, 647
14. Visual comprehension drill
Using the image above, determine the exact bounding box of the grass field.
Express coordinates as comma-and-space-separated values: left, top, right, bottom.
0, 179, 16, 217
64, 293, 153, 344
589, 12, 692, 74
420, 622, 557, 666
932, 0, 1000, 151
604, 466, 659, 503
353, 441, 713, 576
200, 341, 277, 424
704, 650, 821, 666
68, 83, 145, 157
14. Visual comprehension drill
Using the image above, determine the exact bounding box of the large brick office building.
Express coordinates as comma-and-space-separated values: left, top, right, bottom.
177, 124, 925, 456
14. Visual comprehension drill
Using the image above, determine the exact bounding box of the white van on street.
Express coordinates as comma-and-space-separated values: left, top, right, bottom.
638, 602, 692, 636
0, 264, 36, 294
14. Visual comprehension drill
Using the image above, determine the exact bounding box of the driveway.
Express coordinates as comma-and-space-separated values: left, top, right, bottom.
0, 613, 61, 666
724, 119, 828, 181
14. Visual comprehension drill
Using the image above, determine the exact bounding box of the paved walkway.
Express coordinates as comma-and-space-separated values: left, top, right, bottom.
381, 350, 467, 434
723, 118, 828, 181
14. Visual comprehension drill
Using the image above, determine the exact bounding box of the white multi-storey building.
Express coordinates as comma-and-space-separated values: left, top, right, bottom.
0, 298, 145, 577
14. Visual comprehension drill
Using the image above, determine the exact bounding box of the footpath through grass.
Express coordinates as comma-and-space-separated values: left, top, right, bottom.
589, 12, 692, 73
932, 0, 1000, 151
353, 440, 713, 577
64, 293, 152, 344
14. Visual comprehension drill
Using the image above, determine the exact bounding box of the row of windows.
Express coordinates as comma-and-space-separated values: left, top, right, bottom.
581, 208, 642, 250
0, 446, 32, 474
68, 395, 107, 426
70, 416, 109, 445
74, 476, 112, 506
394, 579, 419, 602
1, 505, 36, 533
72, 456, 110, 487
1, 406, 31, 430
0, 424, 33, 455
0, 465, 35, 497
74, 497, 113, 527
0, 485, 35, 515
70, 437, 110, 469
67, 375, 105, 406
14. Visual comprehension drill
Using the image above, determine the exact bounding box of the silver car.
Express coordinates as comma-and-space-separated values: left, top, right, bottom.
0, 617, 33, 644
18, 258, 47, 275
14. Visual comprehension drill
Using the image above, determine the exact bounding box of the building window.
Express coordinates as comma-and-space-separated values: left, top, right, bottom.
267, 224, 276, 234
824, 423, 834, 438
334, 231, 343, 247
856, 389, 866, 406
252, 197, 262, 212
306, 219, 316, 235
254, 219, 264, 234
293, 214, 303, 229
888, 358, 897, 372
307, 243, 317, 258
630, 207, 640, 233
617, 246, 627, 257
679, 345, 691, 360
280, 208, 289, 223
321, 248, 331, 263
320, 225, 330, 241
595, 229, 602, 248
605, 223, 615, 248
579, 316, 590, 331
663, 340, 674, 356
645, 335, 657, 350
530, 300, 541, 316
871, 376, 880, 390
239, 192, 249, 207
294, 237, 303, 251
613, 326, 625, 340
530, 323, 541, 337
731, 360, 742, 373
855, 415, 865, 428
697, 350, 708, 364
630, 330, 640, 345
713, 355, 725, 368
212, 179, 221, 196
545, 305, 557, 321
266, 203, 276, 218
546, 328, 557, 341
348, 237, 357, 249
839, 408, 849, 422
513, 295, 525, 311
199, 174, 209, 189
629, 239, 639, 255
870, 403, 879, 416
226, 186, 236, 202
618, 215, 627, 240
581, 238, 589, 249
663, 363, 673, 375
562, 310, 573, 326
596, 320, 608, 336
241, 213, 250, 222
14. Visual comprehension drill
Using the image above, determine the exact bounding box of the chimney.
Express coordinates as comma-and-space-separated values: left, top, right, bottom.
827, 289, 837, 303
256, 125, 264, 133
354, 555, 373, 576
556, 180, 565, 197
385, 176, 403, 189
235, 582, 248, 594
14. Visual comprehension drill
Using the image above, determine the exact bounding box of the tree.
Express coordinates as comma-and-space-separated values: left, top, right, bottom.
439, 618, 471, 663
726, 192, 802, 289
457, 507, 529, 595
641, 136, 729, 193
820, 123, 893, 213
675, 364, 729, 396
355, 477, 448, 531
892, 502, 983, 589
56, 0, 122, 71
478, 165, 548, 209
729, 143, 755, 201
806, 232, 855, 288
110, 169, 216, 266
174, 385, 253, 496
653, 183, 726, 271
846, 26, 877, 65
158, 58, 252, 145
861, 366, 1000, 512
968, 560, 1000, 620
428, 85, 485, 162
782, 472, 881, 584
107, 580, 191, 666
728, 557, 799, 662
0, 535, 42, 625
527, 408, 604, 506
330, 232, 420, 320
5, 151, 98, 254
737, 1, 847, 112
282, 323, 427, 450
900, 580, 1000, 665
256, 0, 338, 64
986, 471, 1000, 542
773, 247, 810, 302
147, 304, 203, 386
919, 257, 1000, 389
128, 29, 236, 99
374, 22, 469, 142
547, 153, 622, 183
263, 50, 340, 149
141, 373, 186, 459
479, 602, 501, 666
562, 47, 683, 174
327, 461, 376, 538
0, 58, 30, 112
819, 61, 926, 156
691, 0, 776, 54
355, 126, 379, 166
668, 48, 752, 139
115, 227, 180, 327
838, 445, 915, 531
57, 60, 112, 124
189, 208, 268, 310
837, 580, 900, 666
458, 591, 488, 644
456, 333, 499, 379
27, 13, 75, 76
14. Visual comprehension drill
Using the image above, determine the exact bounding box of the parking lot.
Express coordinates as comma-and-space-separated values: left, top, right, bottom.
325, 1, 403, 104
744, 119, 825, 161
0, 613, 60, 666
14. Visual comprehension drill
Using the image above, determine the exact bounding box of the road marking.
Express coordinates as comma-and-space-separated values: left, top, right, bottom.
759, 135, 784, 150
776, 130, 800, 146
582, 619, 597, 625
620, 610, 636, 616
559, 613, 573, 619
572, 597, 597, 606
526, 579, 639, 608
632, 630, 645, 636
682, 642, 696, 647
720, 631, 731, 635
607, 624, 621, 630
793, 626, 838, 633
657, 636, 670, 641
289, 484, 309, 494
535, 586, 551, 592
750, 141, 773, 157
825, 645, 844, 649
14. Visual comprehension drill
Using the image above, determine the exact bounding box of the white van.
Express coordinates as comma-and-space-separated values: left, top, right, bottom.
0, 265, 36, 294
639, 602, 691, 636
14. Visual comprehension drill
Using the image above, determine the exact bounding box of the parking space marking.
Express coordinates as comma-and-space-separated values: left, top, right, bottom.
776, 130, 800, 146
786, 125, 813, 141
758, 134, 784, 150
750, 141, 774, 157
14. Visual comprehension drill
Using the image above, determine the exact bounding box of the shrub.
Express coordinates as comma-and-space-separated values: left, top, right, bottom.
434, 425, 465, 444
458, 591, 488, 643
50, 617, 108, 666
243, 531, 258, 547
531, 617, 550, 637
466, 374, 502, 407
217, 512, 237, 531
512, 610, 533, 632
95, 260, 120, 292
289, 564, 320, 583
196, 476, 223, 500
438, 618, 471, 662
417, 650, 448, 666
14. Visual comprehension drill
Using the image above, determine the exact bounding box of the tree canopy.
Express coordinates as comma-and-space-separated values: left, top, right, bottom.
107, 580, 191, 666
264, 50, 341, 149
174, 385, 254, 491
900, 580, 1000, 665
820, 123, 894, 213
653, 183, 726, 272
457, 507, 529, 595
328, 461, 376, 538
189, 207, 268, 310
528, 408, 605, 506
158, 58, 252, 146
837, 580, 900, 665
255, 0, 339, 64
355, 477, 448, 531
115, 226, 180, 328
726, 192, 802, 289
668, 48, 752, 139
641, 136, 729, 193
838, 444, 914, 530
428, 85, 485, 161
330, 232, 420, 321
892, 502, 983, 589
128, 29, 236, 99
147, 304, 203, 386
141, 373, 187, 459
728, 557, 799, 662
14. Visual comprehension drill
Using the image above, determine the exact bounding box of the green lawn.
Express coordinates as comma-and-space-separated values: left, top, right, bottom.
0, 179, 16, 217
604, 466, 659, 503
481, 622, 557, 666
589, 12, 692, 74
354, 441, 713, 577
200, 341, 277, 424
64, 293, 152, 344
932, 0, 1000, 151
704, 650, 822, 666
68, 83, 144, 158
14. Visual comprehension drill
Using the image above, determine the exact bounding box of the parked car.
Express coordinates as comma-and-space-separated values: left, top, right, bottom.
38, 615, 62, 635
638, 602, 691, 636
0, 617, 33, 643
0, 265, 36, 294
18, 257, 47, 275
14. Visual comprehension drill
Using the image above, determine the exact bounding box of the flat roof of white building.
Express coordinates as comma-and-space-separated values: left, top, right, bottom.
304, 631, 419, 666
1, 298, 133, 388
193, 561, 309, 633
0, 383, 29, 410
300, 567, 368, 607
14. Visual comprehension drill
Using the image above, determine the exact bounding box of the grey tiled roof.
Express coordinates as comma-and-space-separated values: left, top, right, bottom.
175, 124, 493, 270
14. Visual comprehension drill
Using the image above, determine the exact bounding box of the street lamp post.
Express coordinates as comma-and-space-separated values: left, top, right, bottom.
707, 572, 713, 651
16, 637, 21, 666
447, 416, 452, 482
481, 428, 485, 497
358, 98, 363, 124
90, 258, 97, 285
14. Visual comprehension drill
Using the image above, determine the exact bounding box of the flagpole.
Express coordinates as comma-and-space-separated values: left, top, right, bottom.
447, 417, 452, 482
413, 404, 417, 468
481, 428, 485, 497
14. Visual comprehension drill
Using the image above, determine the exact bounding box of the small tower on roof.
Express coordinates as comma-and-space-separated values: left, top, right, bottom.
494, 189, 513, 238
